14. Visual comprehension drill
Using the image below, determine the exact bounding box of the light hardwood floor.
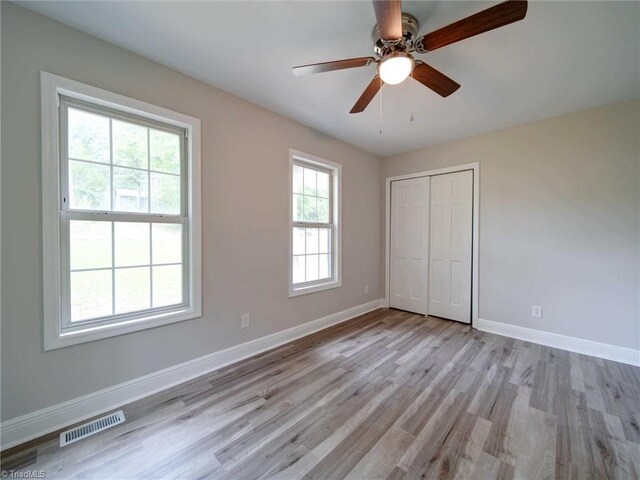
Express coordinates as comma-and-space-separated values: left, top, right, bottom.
2, 308, 639, 479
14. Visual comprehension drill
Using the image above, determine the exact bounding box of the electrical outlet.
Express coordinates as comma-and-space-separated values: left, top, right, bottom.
531, 305, 543, 319
241, 313, 250, 329
364, 285, 369, 294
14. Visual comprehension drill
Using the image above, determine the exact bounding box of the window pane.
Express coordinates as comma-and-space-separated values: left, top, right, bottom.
293, 194, 304, 222
317, 171, 330, 198
68, 108, 109, 164
319, 228, 330, 254
70, 221, 112, 270
115, 222, 150, 267
153, 265, 182, 308
70, 269, 112, 321
303, 196, 317, 222
150, 129, 180, 174
113, 166, 148, 212
306, 228, 319, 254
317, 198, 329, 223
292, 165, 303, 194
150, 172, 180, 214
69, 160, 110, 210
115, 267, 150, 314
152, 223, 182, 264
292, 255, 305, 284
113, 120, 148, 169
290, 160, 337, 292
293, 227, 305, 255
305, 254, 319, 282
318, 253, 330, 279
63, 104, 192, 326
303, 168, 316, 196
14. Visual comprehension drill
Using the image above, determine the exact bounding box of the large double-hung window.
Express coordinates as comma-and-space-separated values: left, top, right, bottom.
42, 73, 201, 350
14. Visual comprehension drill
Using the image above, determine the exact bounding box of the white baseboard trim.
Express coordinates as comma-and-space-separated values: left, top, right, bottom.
476, 318, 640, 367
1, 299, 385, 451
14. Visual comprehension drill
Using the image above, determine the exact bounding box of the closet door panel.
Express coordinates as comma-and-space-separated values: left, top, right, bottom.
390, 177, 429, 315
428, 170, 473, 323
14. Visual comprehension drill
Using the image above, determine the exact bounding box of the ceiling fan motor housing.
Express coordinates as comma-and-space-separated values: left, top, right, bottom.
372, 13, 419, 56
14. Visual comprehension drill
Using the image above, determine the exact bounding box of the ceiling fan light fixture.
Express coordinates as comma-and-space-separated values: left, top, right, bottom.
378, 52, 414, 85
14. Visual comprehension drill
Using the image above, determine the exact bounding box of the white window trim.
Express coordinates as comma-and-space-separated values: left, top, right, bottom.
288, 149, 342, 297
41, 72, 202, 350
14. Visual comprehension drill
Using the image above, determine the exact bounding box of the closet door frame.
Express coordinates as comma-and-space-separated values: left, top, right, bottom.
384, 162, 479, 326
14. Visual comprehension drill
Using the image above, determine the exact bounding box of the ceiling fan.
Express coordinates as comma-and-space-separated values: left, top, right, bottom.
292, 0, 528, 114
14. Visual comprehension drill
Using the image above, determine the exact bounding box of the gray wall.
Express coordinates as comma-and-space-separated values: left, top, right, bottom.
383, 100, 640, 351
1, 3, 384, 421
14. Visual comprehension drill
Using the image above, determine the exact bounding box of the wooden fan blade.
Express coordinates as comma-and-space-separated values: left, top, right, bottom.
292, 57, 375, 76
350, 75, 382, 114
412, 62, 460, 97
372, 0, 403, 42
416, 0, 527, 52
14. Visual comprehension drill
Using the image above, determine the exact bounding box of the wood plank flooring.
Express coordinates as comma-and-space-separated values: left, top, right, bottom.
2, 308, 639, 479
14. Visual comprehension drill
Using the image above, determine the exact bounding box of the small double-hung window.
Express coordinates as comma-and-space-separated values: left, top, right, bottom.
289, 150, 341, 296
42, 73, 201, 350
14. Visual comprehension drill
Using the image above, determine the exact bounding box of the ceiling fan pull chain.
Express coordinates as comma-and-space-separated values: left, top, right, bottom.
379, 77, 383, 134
410, 70, 415, 122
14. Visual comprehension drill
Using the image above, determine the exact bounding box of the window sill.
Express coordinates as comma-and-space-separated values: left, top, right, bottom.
44, 306, 202, 351
289, 280, 342, 298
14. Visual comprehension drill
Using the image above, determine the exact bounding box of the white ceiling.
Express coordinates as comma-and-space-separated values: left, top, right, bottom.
18, 1, 640, 157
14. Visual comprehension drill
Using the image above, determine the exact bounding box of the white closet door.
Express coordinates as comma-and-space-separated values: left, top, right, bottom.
428, 170, 473, 323
390, 177, 429, 315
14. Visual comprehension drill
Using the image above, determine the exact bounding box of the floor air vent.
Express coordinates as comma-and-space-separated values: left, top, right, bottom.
59, 410, 125, 447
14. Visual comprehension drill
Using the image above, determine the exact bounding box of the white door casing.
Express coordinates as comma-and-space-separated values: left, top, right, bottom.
389, 177, 430, 315
428, 170, 473, 323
